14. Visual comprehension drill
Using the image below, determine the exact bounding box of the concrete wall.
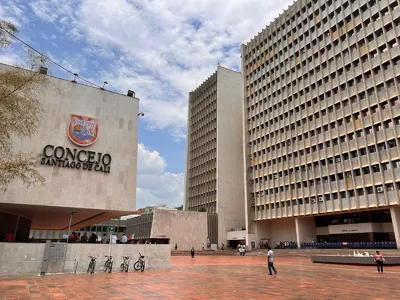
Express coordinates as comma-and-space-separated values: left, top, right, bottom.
216, 66, 245, 246
254, 218, 297, 246
0, 64, 139, 213
270, 219, 297, 244
126, 213, 153, 239
151, 209, 208, 251
0, 243, 45, 275
0, 243, 170, 275
295, 217, 316, 245
390, 206, 400, 249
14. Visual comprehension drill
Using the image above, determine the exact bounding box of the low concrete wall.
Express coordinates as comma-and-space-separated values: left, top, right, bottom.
0, 243, 170, 275
0, 243, 45, 275
311, 255, 400, 265
151, 210, 208, 251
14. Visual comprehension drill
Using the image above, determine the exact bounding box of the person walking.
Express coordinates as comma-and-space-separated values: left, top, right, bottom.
374, 250, 385, 273
191, 247, 195, 258
267, 247, 277, 275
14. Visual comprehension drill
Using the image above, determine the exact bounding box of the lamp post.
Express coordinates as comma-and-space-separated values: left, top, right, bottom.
63, 212, 76, 272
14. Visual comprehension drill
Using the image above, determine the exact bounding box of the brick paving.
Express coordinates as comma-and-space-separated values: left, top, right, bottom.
1, 255, 400, 299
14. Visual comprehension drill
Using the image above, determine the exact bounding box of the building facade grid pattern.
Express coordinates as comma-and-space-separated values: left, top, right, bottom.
243, 0, 400, 221
186, 73, 218, 213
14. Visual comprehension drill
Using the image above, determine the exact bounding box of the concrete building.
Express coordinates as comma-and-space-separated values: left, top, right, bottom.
0, 63, 139, 241
183, 66, 246, 247
126, 209, 208, 251
242, 0, 400, 249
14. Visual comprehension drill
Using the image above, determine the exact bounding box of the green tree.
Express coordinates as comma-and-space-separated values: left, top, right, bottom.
0, 20, 47, 191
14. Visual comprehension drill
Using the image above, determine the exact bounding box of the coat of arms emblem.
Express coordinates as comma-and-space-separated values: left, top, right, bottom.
68, 114, 99, 146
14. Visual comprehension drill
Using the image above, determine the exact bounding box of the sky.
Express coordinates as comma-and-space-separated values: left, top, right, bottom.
0, 0, 293, 209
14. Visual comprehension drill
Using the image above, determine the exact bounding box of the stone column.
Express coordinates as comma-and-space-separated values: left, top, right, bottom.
295, 217, 316, 249
390, 206, 400, 249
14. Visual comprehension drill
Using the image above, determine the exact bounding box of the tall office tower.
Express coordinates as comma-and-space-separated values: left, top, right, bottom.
184, 66, 245, 246
242, 0, 400, 249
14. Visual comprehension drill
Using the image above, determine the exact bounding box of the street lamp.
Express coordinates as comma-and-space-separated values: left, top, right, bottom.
63, 211, 77, 272
67, 212, 77, 243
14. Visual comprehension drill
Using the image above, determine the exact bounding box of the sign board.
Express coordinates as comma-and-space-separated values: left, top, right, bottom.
328, 223, 373, 235
62, 234, 68, 239
108, 227, 115, 233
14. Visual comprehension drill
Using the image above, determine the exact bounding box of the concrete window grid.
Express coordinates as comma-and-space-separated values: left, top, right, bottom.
243, 0, 400, 221
187, 76, 218, 213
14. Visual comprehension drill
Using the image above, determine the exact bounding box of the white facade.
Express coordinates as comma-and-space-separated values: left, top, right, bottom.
0, 64, 139, 235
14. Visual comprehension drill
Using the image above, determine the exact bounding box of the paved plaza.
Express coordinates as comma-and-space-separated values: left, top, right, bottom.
1, 255, 400, 299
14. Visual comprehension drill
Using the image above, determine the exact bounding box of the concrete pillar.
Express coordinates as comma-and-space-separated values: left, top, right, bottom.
390, 206, 400, 249
295, 217, 316, 249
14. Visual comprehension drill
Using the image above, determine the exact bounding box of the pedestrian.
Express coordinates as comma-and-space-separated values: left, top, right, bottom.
101, 233, 108, 243
5, 230, 13, 242
120, 233, 128, 244
89, 233, 98, 243
81, 232, 89, 243
267, 247, 277, 275
175, 243, 178, 251
221, 243, 224, 250
191, 247, 195, 258
111, 233, 117, 244
68, 232, 79, 243
374, 250, 385, 273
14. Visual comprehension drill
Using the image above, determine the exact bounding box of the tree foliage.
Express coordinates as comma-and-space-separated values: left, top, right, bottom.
0, 20, 47, 192
0, 20, 18, 49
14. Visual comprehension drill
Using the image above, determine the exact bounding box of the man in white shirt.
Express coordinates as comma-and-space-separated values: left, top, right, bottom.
267, 247, 277, 275
110, 233, 117, 244
120, 233, 128, 244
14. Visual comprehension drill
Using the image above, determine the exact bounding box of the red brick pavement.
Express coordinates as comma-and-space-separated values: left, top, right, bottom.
1, 256, 400, 299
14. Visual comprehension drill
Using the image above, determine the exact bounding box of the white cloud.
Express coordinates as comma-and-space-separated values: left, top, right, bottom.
2, 0, 294, 140
136, 143, 184, 209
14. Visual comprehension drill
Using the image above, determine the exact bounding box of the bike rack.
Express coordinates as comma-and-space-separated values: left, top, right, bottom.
73, 259, 79, 274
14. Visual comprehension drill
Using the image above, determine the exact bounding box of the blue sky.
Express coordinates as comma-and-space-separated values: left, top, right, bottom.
0, 0, 292, 209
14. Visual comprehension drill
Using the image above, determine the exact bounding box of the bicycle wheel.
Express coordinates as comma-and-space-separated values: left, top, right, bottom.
104, 261, 110, 273
141, 261, 145, 272
133, 261, 140, 271
120, 263, 125, 272
87, 261, 93, 274
91, 262, 96, 274
108, 261, 113, 273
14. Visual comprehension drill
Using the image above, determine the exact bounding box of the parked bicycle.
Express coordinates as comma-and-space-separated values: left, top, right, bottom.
120, 256, 130, 272
87, 256, 97, 274
103, 255, 113, 273
133, 253, 145, 272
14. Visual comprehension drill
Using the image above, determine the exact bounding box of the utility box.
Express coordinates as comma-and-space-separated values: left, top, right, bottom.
41, 241, 67, 275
